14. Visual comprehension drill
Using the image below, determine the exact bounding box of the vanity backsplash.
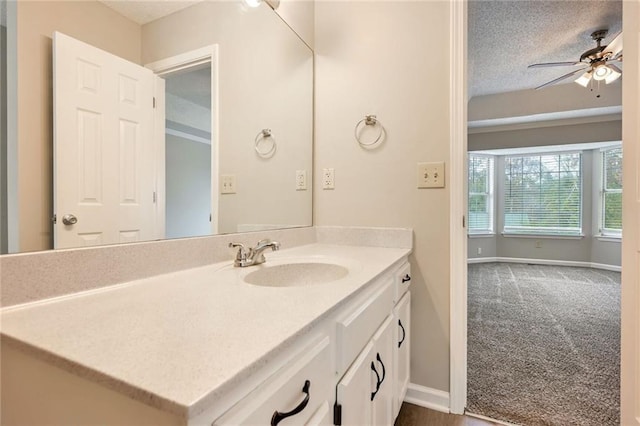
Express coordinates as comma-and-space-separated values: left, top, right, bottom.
0, 227, 412, 308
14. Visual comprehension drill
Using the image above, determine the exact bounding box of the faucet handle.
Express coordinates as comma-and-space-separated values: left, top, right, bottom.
229, 242, 247, 260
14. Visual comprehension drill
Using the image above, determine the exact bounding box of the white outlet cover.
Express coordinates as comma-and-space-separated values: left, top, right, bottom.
322, 168, 335, 190
296, 170, 307, 190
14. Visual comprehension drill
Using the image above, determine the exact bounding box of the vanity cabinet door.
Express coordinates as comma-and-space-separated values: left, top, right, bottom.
393, 291, 411, 418
371, 315, 394, 426
335, 341, 375, 426
335, 315, 395, 426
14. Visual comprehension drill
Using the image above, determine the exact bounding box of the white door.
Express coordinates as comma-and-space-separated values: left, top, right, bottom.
53, 32, 159, 249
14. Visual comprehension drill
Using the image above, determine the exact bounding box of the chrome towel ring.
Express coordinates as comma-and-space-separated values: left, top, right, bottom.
354, 115, 385, 147
255, 129, 277, 158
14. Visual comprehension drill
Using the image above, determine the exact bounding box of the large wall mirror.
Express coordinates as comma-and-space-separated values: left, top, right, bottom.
0, 0, 313, 254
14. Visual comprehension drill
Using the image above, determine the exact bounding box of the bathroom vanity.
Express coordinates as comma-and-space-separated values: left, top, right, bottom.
1, 234, 412, 425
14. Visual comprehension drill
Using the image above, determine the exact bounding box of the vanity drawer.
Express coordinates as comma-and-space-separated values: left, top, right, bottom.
394, 262, 411, 304
336, 278, 394, 375
214, 336, 333, 426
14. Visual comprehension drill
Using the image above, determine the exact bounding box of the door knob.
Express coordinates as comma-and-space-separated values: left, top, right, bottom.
62, 214, 78, 225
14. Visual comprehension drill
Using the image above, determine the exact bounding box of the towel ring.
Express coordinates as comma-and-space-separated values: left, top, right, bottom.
255, 129, 277, 158
354, 115, 384, 147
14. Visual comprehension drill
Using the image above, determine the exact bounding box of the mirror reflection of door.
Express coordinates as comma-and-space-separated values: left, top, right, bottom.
163, 65, 213, 239
53, 33, 218, 248
53, 32, 161, 249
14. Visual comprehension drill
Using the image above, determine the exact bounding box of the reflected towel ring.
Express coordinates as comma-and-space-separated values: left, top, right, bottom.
354, 115, 384, 147
255, 129, 277, 158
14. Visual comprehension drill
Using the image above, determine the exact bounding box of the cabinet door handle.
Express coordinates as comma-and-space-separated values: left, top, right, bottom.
398, 319, 406, 348
271, 380, 311, 426
370, 361, 381, 401
376, 353, 386, 385
402, 274, 411, 283
370, 352, 387, 401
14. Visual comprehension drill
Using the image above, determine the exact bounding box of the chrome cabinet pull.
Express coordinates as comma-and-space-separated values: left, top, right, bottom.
271, 380, 310, 426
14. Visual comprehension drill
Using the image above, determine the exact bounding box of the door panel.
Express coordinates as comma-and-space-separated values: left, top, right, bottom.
53, 32, 158, 249
371, 315, 394, 426
336, 341, 374, 426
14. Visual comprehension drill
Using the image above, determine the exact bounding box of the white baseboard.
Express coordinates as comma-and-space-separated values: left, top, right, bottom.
403, 383, 450, 413
467, 256, 621, 272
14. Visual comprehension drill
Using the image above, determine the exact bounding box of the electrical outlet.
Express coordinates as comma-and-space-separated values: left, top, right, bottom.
296, 170, 307, 190
322, 168, 335, 190
221, 174, 236, 194
417, 162, 445, 188
477, 247, 482, 255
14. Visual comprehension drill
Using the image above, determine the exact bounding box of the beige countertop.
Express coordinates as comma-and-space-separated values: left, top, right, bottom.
0, 243, 410, 420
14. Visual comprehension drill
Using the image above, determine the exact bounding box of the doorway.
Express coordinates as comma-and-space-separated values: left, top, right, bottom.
146, 45, 219, 239
163, 65, 213, 239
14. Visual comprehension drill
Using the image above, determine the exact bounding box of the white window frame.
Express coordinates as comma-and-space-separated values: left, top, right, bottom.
600, 145, 622, 238
467, 154, 494, 235
502, 151, 583, 237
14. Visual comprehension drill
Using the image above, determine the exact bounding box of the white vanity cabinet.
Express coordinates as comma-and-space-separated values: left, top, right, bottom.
332, 262, 411, 426
214, 337, 334, 426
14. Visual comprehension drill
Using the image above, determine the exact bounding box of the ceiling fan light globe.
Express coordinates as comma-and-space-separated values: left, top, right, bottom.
593, 64, 612, 81
575, 71, 592, 87
604, 68, 621, 84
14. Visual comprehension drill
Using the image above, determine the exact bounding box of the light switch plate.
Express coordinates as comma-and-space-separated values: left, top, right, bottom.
221, 174, 236, 194
417, 162, 445, 188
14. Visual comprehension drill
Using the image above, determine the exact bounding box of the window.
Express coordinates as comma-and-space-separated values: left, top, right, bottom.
468, 154, 494, 234
601, 147, 622, 235
504, 152, 582, 236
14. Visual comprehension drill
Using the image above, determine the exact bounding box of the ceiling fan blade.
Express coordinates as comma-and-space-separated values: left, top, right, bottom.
535, 67, 589, 90
528, 61, 582, 69
604, 32, 623, 57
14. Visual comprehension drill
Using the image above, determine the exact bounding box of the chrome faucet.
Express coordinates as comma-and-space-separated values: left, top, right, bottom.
229, 239, 280, 267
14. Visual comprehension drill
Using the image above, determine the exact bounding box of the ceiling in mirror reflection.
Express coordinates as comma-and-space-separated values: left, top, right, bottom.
0, 0, 313, 254
99, 0, 203, 24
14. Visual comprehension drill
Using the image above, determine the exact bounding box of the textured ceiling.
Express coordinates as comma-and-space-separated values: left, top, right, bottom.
468, 0, 622, 98
99, 0, 202, 25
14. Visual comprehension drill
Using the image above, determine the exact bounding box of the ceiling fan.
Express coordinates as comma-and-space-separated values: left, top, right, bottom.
528, 29, 623, 90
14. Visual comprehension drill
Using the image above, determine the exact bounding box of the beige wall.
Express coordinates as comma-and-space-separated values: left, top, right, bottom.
142, 1, 313, 234
314, 1, 451, 391
468, 120, 622, 151
468, 82, 621, 122
16, 1, 141, 252
621, 1, 639, 424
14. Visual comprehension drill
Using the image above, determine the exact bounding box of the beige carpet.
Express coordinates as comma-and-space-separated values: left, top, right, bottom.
467, 262, 620, 426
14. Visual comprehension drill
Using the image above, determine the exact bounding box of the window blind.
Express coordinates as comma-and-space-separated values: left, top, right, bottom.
602, 147, 622, 234
504, 153, 582, 236
468, 154, 493, 233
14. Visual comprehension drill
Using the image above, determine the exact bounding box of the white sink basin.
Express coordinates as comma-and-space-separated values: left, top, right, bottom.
243, 262, 351, 287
